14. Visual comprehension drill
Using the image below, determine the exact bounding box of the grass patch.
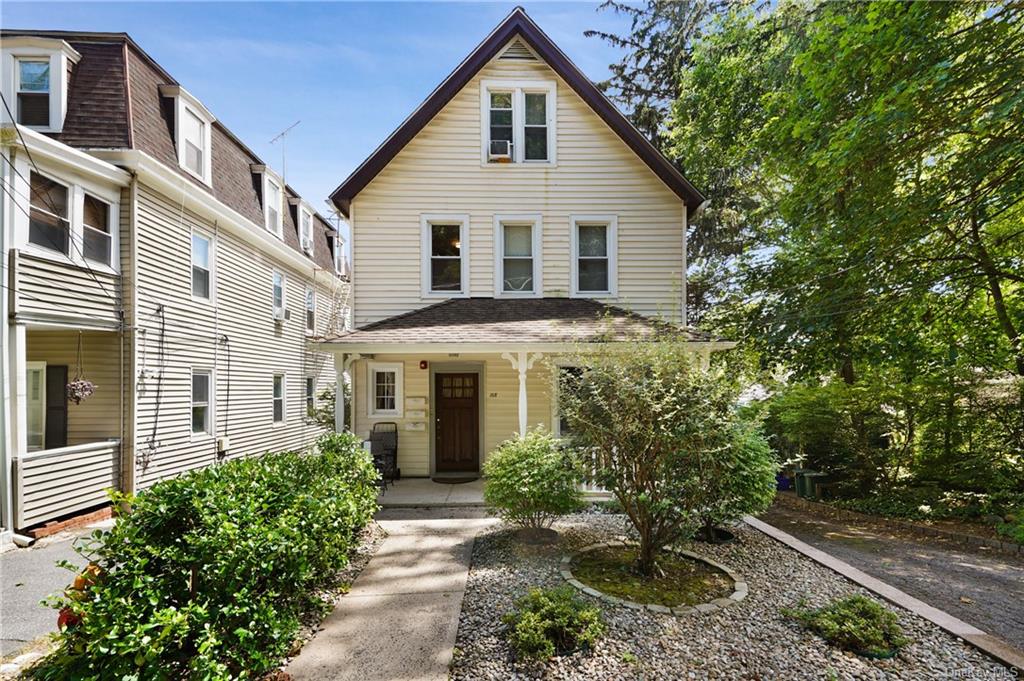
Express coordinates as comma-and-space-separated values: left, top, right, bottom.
571, 546, 732, 606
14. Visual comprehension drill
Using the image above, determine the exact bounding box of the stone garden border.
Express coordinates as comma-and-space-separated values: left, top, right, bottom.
559, 539, 747, 616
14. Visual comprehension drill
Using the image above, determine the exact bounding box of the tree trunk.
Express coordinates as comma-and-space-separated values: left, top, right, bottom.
635, 531, 658, 577
969, 212, 1024, 376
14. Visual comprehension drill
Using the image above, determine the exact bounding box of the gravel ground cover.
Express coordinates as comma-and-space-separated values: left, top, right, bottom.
452, 513, 1016, 680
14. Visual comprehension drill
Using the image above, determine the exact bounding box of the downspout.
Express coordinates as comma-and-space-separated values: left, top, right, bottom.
123, 172, 139, 498
0, 145, 11, 542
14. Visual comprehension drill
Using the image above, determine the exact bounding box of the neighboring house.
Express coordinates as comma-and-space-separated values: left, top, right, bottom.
0, 30, 349, 544
320, 8, 731, 479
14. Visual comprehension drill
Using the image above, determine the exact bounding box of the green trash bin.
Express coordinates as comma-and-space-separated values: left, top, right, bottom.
793, 468, 811, 499
804, 472, 828, 501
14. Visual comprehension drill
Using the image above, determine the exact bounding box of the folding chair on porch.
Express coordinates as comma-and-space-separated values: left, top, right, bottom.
369, 422, 399, 490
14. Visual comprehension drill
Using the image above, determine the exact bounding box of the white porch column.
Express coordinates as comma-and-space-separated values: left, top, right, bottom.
340, 353, 361, 433
502, 351, 543, 437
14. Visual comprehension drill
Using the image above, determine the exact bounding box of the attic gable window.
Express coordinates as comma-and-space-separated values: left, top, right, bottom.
1, 38, 80, 132
480, 79, 556, 165
160, 85, 215, 185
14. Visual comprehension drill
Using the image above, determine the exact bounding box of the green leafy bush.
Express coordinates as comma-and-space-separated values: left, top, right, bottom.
502, 586, 604, 661
483, 428, 584, 529
785, 595, 909, 657
833, 488, 1024, 527
30, 432, 378, 680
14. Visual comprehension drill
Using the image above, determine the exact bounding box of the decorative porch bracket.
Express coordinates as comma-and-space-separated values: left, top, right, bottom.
501, 351, 544, 436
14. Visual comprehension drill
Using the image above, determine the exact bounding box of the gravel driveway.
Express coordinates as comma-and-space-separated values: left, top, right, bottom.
760, 504, 1024, 652
452, 513, 1015, 680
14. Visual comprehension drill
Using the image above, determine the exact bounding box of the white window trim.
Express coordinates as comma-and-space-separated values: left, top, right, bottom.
190, 368, 214, 438
332, 230, 345, 275
160, 85, 215, 186
26, 361, 47, 451
304, 285, 316, 334
570, 214, 618, 297
493, 213, 543, 298
550, 360, 580, 439
272, 269, 286, 319
420, 213, 470, 299
1, 38, 80, 132
272, 373, 287, 425
305, 375, 317, 418
479, 79, 557, 166
263, 173, 284, 239
367, 361, 404, 418
18, 163, 121, 275
190, 230, 215, 304
298, 204, 315, 255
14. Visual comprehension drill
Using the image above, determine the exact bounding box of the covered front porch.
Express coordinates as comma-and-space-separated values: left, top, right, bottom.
322, 298, 731, 480
5, 326, 125, 533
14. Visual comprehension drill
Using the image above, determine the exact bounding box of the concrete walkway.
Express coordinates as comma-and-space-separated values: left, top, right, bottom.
288, 513, 497, 681
377, 479, 485, 508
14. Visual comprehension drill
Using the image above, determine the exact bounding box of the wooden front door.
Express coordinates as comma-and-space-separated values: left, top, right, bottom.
435, 373, 480, 472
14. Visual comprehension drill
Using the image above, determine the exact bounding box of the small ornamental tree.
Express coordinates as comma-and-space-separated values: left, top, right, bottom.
559, 340, 740, 577
483, 428, 585, 530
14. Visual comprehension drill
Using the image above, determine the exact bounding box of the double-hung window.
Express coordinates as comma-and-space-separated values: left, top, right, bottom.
420, 215, 469, 297
332, 233, 344, 275
300, 207, 314, 254
494, 215, 541, 296
191, 369, 212, 435
265, 176, 283, 237
272, 374, 286, 423
305, 377, 316, 417
16, 59, 50, 126
272, 270, 285, 318
192, 232, 212, 300
367, 361, 403, 417
305, 286, 316, 333
160, 85, 214, 184
481, 80, 555, 164
182, 108, 206, 179
28, 172, 70, 254
570, 215, 617, 296
82, 194, 112, 265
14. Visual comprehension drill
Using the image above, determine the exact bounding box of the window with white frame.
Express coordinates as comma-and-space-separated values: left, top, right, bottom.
299, 206, 314, 254
26, 361, 46, 450
272, 270, 285, 317
305, 286, 315, 333
571, 215, 618, 296
16, 59, 50, 127
332, 233, 344, 275
191, 232, 212, 300
28, 171, 69, 254
480, 80, 556, 164
367, 361, 403, 417
494, 215, 541, 296
82, 194, 112, 265
272, 374, 286, 423
264, 175, 283, 237
421, 215, 469, 296
191, 369, 212, 435
555, 365, 583, 437
305, 376, 316, 417
160, 85, 215, 185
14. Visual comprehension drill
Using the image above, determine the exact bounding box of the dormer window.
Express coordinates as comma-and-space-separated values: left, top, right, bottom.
1, 37, 80, 132
17, 59, 50, 126
264, 175, 283, 238
299, 206, 314, 255
332, 232, 345, 275
159, 85, 215, 185
480, 80, 556, 165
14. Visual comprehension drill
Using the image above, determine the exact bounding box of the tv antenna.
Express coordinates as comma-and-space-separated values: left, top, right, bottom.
269, 120, 301, 181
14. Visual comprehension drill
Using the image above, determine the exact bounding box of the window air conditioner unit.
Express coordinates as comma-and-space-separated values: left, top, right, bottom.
488, 140, 512, 162
302, 237, 314, 252
273, 307, 290, 322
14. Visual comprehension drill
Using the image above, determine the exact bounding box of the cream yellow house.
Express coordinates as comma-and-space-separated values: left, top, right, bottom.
321, 8, 729, 478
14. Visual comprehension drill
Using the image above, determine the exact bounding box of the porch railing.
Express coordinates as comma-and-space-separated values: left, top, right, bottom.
12, 439, 121, 530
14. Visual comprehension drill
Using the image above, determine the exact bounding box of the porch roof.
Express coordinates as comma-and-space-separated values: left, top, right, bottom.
321, 298, 723, 348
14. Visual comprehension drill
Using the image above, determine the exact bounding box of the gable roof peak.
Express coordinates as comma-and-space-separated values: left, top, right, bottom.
329, 8, 705, 218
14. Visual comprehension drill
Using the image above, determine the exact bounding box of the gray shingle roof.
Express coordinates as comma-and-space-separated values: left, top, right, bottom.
323, 298, 716, 345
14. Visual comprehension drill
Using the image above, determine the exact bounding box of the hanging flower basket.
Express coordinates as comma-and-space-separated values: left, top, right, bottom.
67, 379, 96, 405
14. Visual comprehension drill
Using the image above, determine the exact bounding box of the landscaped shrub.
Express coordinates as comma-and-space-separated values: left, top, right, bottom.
502, 586, 605, 661
483, 428, 584, 530
784, 595, 909, 657
30, 432, 378, 680
833, 488, 1024, 528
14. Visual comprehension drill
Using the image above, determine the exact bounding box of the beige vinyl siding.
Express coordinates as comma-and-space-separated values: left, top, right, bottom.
352, 51, 686, 326
352, 353, 553, 476
13, 440, 120, 528
132, 183, 344, 489
15, 251, 121, 325
26, 329, 122, 446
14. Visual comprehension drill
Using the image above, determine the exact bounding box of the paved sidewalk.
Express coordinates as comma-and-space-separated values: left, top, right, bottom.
760, 504, 1024, 652
288, 514, 497, 681
377, 479, 485, 508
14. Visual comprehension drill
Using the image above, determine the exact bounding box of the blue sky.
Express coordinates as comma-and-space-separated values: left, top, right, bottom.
3, 2, 632, 232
